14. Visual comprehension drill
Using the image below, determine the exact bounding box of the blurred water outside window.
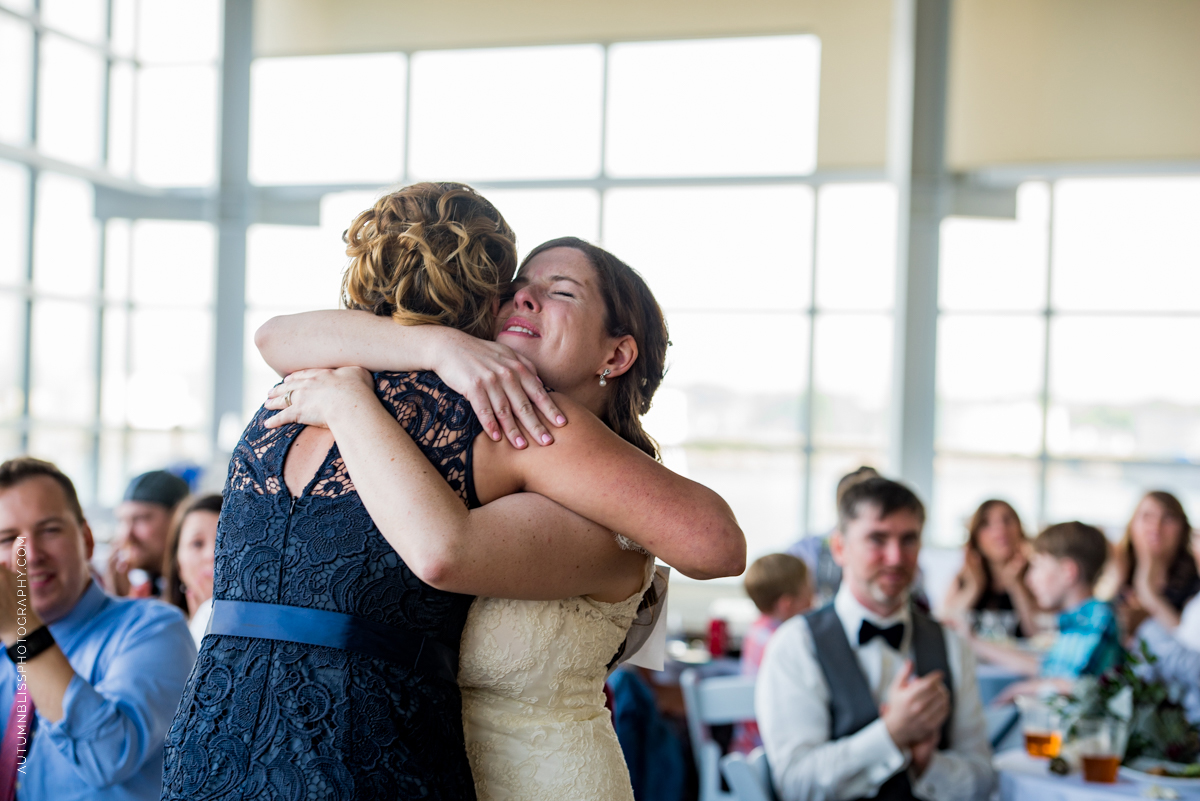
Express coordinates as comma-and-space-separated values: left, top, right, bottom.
0, 0, 220, 513
934, 178, 1200, 546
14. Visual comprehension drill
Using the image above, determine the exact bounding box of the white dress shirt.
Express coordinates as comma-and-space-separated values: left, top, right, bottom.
1176, 594, 1200, 651
755, 586, 996, 801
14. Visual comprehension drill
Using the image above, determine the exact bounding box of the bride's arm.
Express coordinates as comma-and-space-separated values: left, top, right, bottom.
267, 368, 745, 582
255, 309, 565, 449
265, 368, 644, 600
480, 393, 745, 580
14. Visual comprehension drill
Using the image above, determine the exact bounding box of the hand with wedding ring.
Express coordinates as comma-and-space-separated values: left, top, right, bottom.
264, 367, 376, 430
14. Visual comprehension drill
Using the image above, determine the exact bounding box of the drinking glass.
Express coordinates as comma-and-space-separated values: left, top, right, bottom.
1016, 696, 1063, 758
1075, 717, 1127, 783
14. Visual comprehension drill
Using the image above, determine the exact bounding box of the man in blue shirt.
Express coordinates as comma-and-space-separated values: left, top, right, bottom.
0, 457, 196, 800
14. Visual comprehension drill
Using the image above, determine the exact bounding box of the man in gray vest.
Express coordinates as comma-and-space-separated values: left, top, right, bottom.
756, 478, 995, 801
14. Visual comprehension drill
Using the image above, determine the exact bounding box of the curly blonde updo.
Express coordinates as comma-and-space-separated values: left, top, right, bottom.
340, 182, 517, 339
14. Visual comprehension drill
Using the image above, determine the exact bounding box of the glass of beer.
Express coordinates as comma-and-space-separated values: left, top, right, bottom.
1016, 696, 1063, 758
1076, 718, 1126, 783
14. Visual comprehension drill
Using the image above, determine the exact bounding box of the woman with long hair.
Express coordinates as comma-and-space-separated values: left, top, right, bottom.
1103, 490, 1200, 637
162, 184, 744, 801
254, 234, 741, 800
162, 493, 222, 646
939, 499, 1041, 637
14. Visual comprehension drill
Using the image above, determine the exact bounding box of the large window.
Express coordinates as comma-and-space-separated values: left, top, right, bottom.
242, 36, 886, 564
934, 177, 1200, 545
6, 5, 1197, 569
0, 0, 220, 507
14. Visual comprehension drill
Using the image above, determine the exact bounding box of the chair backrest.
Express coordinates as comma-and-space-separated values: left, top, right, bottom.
721, 748, 776, 801
680, 668, 756, 754
681, 667, 757, 801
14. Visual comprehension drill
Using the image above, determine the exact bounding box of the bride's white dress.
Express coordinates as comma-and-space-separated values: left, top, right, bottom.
457, 555, 654, 801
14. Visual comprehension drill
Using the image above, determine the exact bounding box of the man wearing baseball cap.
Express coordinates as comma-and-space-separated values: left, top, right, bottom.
108, 471, 190, 598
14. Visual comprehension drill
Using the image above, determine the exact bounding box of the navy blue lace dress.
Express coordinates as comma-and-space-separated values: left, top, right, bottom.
162, 371, 481, 801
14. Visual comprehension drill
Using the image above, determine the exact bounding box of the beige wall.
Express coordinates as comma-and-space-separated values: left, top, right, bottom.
256, 0, 1200, 171
254, 0, 894, 170
947, 0, 1200, 168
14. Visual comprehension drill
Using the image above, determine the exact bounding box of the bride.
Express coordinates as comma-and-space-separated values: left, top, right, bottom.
255, 225, 744, 796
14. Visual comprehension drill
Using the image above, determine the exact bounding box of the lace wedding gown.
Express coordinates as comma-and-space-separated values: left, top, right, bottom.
458, 555, 655, 801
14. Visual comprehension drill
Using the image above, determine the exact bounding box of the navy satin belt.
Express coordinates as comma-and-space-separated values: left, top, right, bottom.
207, 599, 458, 683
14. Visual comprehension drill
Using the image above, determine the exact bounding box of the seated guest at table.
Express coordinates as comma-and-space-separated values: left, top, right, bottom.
1134, 524, 1200, 723
107, 470, 190, 598
732, 553, 812, 754
788, 466, 879, 604
939, 500, 1041, 638
1100, 491, 1200, 640
742, 553, 813, 678
972, 522, 1121, 702
757, 478, 995, 801
0, 457, 196, 800
161, 493, 220, 648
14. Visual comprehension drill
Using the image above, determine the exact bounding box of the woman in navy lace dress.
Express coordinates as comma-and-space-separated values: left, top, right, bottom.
164, 183, 745, 800
161, 184, 516, 800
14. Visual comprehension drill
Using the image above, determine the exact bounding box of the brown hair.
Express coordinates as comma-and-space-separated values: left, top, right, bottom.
1034, 521, 1109, 586
744, 553, 809, 613
521, 237, 669, 459
341, 182, 517, 339
964, 499, 1028, 586
0, 457, 84, 522
836, 466, 879, 508
838, 477, 926, 531
1117, 491, 1198, 611
162, 493, 222, 614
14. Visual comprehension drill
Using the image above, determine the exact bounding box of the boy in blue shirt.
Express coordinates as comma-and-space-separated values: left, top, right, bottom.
965, 521, 1121, 700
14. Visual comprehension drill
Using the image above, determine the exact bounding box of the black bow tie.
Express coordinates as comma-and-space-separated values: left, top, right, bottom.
858, 620, 905, 650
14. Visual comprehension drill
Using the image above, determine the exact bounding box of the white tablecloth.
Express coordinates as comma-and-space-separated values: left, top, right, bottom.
996, 750, 1200, 800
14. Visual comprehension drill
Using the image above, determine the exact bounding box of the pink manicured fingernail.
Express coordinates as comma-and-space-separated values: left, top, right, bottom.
541, 434, 552, 445
515, 436, 527, 448
556, 415, 566, 425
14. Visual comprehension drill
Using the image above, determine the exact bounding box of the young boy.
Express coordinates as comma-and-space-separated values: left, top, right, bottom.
741, 553, 813, 677
733, 553, 812, 753
968, 521, 1121, 700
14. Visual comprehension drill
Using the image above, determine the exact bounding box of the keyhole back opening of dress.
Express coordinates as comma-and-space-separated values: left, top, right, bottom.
282, 426, 338, 499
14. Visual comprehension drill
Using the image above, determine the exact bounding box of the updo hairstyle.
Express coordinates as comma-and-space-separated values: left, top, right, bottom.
521, 237, 669, 460
341, 182, 517, 339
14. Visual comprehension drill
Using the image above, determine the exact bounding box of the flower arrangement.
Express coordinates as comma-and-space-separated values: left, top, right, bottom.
1072, 642, 1200, 765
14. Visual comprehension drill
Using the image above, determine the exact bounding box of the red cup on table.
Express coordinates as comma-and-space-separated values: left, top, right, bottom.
708, 618, 728, 658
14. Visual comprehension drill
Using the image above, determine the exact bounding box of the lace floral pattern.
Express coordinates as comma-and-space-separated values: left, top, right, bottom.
162, 371, 482, 801
458, 556, 655, 801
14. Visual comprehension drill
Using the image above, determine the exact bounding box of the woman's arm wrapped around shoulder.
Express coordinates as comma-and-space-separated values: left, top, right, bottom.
256, 309, 566, 449
264, 368, 745, 590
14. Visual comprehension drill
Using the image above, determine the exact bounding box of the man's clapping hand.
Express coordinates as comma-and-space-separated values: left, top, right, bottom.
881, 660, 950, 752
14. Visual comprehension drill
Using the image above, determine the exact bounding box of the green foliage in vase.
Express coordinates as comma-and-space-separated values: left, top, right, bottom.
1071, 642, 1200, 765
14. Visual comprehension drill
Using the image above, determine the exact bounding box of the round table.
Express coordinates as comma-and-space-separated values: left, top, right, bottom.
996, 749, 1200, 800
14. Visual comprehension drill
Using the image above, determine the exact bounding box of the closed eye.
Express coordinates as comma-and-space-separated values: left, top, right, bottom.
552, 291, 575, 298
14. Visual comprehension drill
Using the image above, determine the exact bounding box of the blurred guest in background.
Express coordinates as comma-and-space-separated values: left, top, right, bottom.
741, 553, 813, 678
108, 471, 190, 598
975, 522, 1120, 702
1100, 491, 1200, 639
162, 494, 221, 648
758, 478, 994, 801
939, 500, 1041, 638
732, 553, 812, 754
788, 466, 878, 604
0, 457, 195, 800
1134, 524, 1200, 723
